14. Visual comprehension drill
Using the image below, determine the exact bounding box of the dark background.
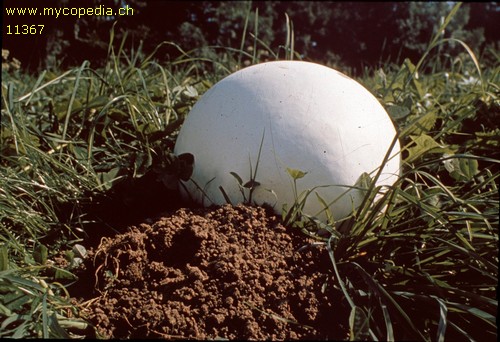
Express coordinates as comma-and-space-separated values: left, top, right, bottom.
2, 1, 499, 75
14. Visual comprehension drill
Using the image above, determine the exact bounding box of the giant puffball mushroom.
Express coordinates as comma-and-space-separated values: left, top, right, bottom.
174, 61, 401, 223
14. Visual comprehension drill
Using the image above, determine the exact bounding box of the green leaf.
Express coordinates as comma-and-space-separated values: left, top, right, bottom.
1, 292, 31, 316
230, 172, 243, 186
42, 292, 48, 338
132, 151, 153, 178
443, 155, 479, 182
0, 302, 13, 316
182, 85, 198, 99
0, 246, 9, 271
138, 122, 159, 135
33, 244, 48, 265
314, 192, 335, 224
458, 157, 479, 180
54, 268, 77, 281
402, 110, 438, 137
286, 167, 307, 180
48, 313, 71, 339
86, 95, 109, 109
72, 244, 87, 259
12, 320, 29, 338
386, 105, 410, 120
1, 314, 29, 338
354, 172, 372, 191
98, 167, 122, 190
243, 179, 260, 189
404, 58, 425, 98
403, 134, 449, 163
107, 108, 129, 121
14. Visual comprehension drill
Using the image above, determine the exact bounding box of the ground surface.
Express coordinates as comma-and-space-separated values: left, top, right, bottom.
73, 204, 350, 340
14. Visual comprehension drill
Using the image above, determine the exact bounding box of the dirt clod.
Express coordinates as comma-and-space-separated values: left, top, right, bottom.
76, 204, 348, 340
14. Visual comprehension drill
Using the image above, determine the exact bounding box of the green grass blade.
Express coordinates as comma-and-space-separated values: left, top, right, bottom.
349, 306, 370, 341
61, 61, 90, 143
351, 262, 426, 340
42, 292, 48, 338
431, 295, 448, 342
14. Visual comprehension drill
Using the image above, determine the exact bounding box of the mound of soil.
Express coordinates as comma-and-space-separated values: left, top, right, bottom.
75, 204, 349, 339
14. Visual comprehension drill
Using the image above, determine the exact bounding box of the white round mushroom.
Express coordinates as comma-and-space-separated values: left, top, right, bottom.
174, 61, 401, 223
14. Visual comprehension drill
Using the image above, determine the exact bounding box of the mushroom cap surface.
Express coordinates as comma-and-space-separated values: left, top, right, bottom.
174, 61, 401, 222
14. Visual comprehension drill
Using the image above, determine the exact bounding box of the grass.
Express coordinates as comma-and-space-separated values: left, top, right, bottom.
1, 4, 498, 340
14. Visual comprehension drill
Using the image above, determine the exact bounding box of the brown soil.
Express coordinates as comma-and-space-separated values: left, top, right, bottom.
74, 204, 350, 340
